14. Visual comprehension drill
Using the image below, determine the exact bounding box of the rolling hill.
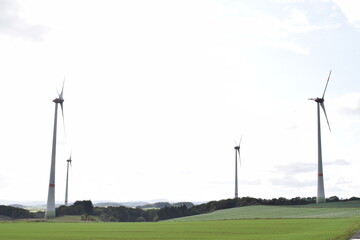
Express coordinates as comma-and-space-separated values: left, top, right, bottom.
165, 201, 360, 222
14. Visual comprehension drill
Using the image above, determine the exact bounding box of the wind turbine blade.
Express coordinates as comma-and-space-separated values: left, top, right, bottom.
322, 70, 332, 99
60, 102, 66, 137
239, 135, 243, 147
237, 149, 241, 167
60, 79, 65, 99
320, 102, 331, 132
234, 139, 238, 146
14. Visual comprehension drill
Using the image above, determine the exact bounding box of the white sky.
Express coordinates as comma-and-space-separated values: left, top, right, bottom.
0, 0, 359, 204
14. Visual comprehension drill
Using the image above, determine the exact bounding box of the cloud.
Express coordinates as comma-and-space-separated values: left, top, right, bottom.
211, 178, 260, 186
335, 93, 360, 116
335, 177, 353, 185
0, 0, 47, 40
283, 8, 329, 33
273, 159, 350, 183
341, 101, 360, 116
332, 0, 360, 28
276, 41, 311, 55
325, 159, 350, 166
275, 162, 315, 174
235, 11, 313, 55
271, 175, 314, 188
270, 162, 316, 188
232, 2, 340, 55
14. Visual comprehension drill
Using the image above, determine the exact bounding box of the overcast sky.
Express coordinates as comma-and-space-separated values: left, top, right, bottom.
0, 0, 359, 204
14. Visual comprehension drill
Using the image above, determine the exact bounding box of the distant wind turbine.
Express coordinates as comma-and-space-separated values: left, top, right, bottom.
308, 70, 332, 204
65, 154, 72, 206
45, 82, 65, 219
234, 137, 242, 199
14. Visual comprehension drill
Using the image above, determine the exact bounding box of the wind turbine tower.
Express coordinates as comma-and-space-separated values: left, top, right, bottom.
234, 137, 242, 199
45, 83, 65, 219
308, 71, 332, 204
65, 154, 72, 206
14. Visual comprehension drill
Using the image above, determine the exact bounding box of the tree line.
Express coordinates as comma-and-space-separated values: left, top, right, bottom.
0, 205, 43, 219
1, 196, 359, 221
56, 196, 360, 222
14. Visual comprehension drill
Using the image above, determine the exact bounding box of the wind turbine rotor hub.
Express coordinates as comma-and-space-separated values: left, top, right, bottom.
315, 98, 324, 103
53, 98, 64, 104
234, 146, 240, 150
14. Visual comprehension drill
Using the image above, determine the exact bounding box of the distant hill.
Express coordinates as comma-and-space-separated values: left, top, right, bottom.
171, 202, 194, 208
0, 200, 195, 210
94, 202, 125, 207
139, 202, 194, 209
94, 201, 148, 208
94, 201, 194, 209
138, 202, 171, 209
8, 204, 25, 208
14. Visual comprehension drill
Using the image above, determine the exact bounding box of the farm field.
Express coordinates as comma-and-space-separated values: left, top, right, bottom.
165, 203, 360, 221
0, 218, 359, 240
1, 202, 359, 240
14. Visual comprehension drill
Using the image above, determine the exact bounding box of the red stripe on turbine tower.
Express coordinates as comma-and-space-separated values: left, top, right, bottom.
318, 173, 323, 177
49, 184, 55, 187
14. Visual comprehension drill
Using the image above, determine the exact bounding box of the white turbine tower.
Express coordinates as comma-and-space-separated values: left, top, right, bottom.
45, 83, 65, 219
234, 137, 242, 199
65, 154, 72, 206
308, 71, 332, 204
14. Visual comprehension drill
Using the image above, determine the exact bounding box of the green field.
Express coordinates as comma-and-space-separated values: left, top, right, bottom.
0, 218, 359, 240
165, 204, 360, 221
0, 202, 359, 240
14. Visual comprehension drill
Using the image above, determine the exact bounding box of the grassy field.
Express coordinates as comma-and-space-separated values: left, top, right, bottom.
0, 218, 359, 240
165, 204, 360, 221
0, 202, 359, 240
301, 201, 360, 208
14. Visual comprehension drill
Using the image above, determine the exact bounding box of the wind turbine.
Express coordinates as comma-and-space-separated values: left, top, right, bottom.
234, 137, 242, 199
308, 70, 332, 204
65, 154, 72, 206
45, 82, 65, 219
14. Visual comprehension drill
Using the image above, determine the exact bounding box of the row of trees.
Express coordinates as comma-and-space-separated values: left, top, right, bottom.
54, 196, 360, 222
0, 205, 43, 219
56, 200, 94, 216
2, 196, 359, 220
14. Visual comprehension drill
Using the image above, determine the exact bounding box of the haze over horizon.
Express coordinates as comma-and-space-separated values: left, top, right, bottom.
0, 0, 359, 204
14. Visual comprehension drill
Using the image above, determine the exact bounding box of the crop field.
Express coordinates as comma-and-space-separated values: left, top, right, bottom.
165, 204, 360, 221
0, 218, 359, 240
0, 202, 359, 240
